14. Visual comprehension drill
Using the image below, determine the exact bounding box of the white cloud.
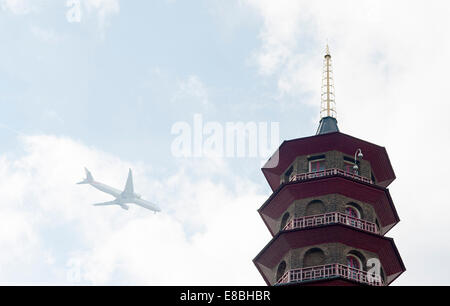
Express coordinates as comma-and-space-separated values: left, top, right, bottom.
41, 109, 64, 124
1, 0, 119, 34
31, 25, 61, 43
82, 0, 120, 32
0, 134, 268, 284
65, 0, 120, 32
244, 0, 450, 124
244, 0, 450, 285
173, 75, 211, 108
1, 0, 36, 14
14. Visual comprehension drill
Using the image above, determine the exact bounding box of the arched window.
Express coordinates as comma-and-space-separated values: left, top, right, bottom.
345, 204, 361, 228
276, 261, 287, 282
345, 206, 360, 218
346, 255, 361, 269
346, 254, 362, 281
303, 248, 325, 268
280, 212, 290, 231
305, 200, 326, 216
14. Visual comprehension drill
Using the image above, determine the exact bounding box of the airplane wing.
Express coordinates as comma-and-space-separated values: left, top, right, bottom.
93, 200, 119, 206
122, 168, 134, 197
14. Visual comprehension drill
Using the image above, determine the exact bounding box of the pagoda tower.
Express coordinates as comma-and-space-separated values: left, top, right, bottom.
253, 46, 405, 286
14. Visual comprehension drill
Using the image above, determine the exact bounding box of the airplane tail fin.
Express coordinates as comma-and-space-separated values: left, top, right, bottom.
121, 168, 134, 196
77, 168, 94, 184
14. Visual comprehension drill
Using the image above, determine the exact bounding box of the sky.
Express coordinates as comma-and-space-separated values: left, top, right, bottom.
0, 0, 449, 285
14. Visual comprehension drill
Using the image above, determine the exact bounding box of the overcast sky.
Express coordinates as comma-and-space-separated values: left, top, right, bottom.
0, 0, 449, 285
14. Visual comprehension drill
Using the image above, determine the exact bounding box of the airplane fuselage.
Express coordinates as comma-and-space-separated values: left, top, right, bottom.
90, 181, 143, 202
90, 181, 122, 198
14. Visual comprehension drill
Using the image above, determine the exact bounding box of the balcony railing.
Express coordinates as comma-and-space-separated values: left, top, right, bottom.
277, 263, 383, 286
283, 212, 379, 234
289, 168, 373, 184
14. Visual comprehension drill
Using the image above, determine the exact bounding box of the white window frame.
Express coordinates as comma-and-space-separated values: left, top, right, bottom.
309, 158, 326, 172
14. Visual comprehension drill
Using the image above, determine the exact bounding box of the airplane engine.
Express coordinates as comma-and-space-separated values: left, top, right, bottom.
121, 204, 129, 210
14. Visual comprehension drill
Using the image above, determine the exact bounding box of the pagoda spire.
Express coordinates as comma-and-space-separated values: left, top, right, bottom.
316, 44, 339, 135
321, 44, 336, 119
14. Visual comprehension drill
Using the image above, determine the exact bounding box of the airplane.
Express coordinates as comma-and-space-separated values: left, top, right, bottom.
77, 168, 161, 213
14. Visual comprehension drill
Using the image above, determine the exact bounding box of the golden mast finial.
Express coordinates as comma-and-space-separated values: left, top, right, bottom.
320, 44, 336, 119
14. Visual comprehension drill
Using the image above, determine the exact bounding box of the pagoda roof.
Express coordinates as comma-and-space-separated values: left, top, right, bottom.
262, 131, 396, 191
253, 225, 406, 286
